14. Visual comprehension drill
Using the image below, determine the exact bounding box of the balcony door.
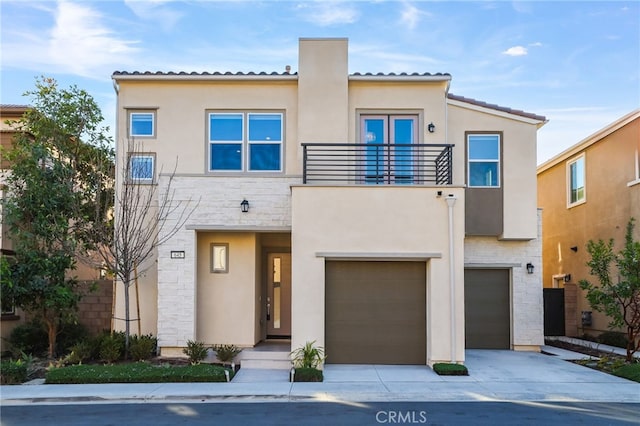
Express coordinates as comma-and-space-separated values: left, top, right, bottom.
361, 115, 418, 184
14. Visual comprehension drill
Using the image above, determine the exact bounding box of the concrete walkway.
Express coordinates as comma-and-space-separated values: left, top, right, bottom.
1, 350, 638, 405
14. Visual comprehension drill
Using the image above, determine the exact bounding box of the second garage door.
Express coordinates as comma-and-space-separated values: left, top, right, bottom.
325, 261, 426, 364
464, 269, 510, 349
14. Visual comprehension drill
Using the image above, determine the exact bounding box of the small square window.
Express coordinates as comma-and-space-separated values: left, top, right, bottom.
129, 154, 155, 182
130, 112, 155, 137
210, 243, 229, 273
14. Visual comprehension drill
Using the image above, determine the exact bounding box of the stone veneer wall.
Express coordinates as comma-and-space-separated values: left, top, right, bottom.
156, 175, 296, 349
463, 209, 544, 348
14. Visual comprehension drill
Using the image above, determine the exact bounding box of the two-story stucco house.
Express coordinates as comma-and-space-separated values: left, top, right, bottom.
538, 110, 640, 338
111, 38, 546, 366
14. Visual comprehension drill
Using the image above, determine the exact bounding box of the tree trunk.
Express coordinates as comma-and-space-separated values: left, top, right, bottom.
44, 317, 58, 359
124, 278, 130, 359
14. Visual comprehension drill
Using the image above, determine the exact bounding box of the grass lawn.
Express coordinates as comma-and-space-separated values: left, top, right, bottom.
45, 362, 233, 384
613, 363, 640, 383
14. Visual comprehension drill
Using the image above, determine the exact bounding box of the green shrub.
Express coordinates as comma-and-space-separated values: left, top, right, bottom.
293, 367, 323, 382
613, 362, 640, 383
8, 321, 48, 357
183, 340, 208, 364
598, 331, 628, 349
66, 341, 94, 364
99, 332, 125, 363
45, 362, 232, 384
212, 344, 242, 364
57, 323, 90, 354
0, 359, 28, 384
291, 341, 326, 369
433, 363, 469, 376
129, 334, 157, 361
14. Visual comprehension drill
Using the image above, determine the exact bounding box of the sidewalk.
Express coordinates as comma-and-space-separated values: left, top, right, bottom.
1, 350, 638, 405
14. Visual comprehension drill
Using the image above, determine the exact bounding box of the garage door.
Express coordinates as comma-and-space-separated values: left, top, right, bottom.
325, 261, 426, 364
464, 269, 510, 349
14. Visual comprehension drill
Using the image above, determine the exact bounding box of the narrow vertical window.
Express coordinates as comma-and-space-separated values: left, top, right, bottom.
567, 155, 585, 206
210, 243, 229, 273
468, 134, 500, 187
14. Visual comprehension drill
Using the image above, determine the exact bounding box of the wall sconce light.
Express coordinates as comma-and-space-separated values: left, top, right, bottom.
570, 246, 578, 252
564, 274, 571, 283
240, 199, 249, 213
427, 122, 435, 133
526, 262, 534, 274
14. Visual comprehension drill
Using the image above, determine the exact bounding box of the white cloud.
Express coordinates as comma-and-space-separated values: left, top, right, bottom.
2, 1, 139, 78
502, 45, 528, 56
400, 3, 423, 30
298, 1, 359, 26
529, 42, 543, 47
123, 0, 184, 31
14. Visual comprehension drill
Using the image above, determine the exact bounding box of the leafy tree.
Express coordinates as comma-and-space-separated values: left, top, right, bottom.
579, 218, 640, 362
1, 77, 113, 358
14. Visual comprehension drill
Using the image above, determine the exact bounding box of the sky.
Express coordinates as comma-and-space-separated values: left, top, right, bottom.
1, 0, 638, 164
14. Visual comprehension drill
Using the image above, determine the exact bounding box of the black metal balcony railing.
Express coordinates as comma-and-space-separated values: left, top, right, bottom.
302, 143, 454, 185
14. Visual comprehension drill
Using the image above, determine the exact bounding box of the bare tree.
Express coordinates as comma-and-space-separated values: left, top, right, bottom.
94, 138, 198, 354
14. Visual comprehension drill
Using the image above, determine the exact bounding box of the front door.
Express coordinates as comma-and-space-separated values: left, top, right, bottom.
267, 253, 291, 337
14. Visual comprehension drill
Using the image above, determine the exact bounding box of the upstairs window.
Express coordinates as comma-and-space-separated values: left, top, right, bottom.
567, 154, 585, 206
209, 112, 282, 172
128, 154, 155, 183
467, 134, 500, 187
129, 112, 155, 137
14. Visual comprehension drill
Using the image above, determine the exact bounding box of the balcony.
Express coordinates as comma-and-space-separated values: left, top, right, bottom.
302, 143, 454, 185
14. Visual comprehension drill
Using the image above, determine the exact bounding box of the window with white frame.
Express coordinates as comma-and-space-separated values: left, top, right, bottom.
628, 149, 640, 187
467, 134, 500, 187
129, 111, 155, 137
128, 154, 155, 182
209, 112, 283, 172
567, 154, 585, 206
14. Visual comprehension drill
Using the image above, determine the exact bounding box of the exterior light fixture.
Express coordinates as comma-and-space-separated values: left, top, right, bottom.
564, 274, 572, 283
526, 262, 534, 274
427, 122, 435, 133
240, 199, 249, 213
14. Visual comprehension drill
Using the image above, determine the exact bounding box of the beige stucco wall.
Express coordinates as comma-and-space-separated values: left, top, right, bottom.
291, 185, 466, 365
448, 102, 540, 239
348, 81, 447, 145
196, 232, 258, 346
115, 79, 299, 176
538, 115, 640, 335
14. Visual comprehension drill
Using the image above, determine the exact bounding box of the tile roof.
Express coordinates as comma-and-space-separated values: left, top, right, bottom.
447, 93, 546, 122
112, 71, 297, 76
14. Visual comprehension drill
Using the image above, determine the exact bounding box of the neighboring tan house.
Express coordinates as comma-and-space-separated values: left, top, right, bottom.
112, 38, 546, 366
537, 109, 640, 338
0, 105, 29, 347
0, 104, 113, 352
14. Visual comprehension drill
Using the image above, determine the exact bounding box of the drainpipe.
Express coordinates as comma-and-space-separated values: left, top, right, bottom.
445, 194, 457, 362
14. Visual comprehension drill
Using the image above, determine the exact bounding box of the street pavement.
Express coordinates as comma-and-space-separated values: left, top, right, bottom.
1, 348, 638, 406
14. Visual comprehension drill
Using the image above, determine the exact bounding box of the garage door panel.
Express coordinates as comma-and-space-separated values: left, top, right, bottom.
464, 269, 510, 349
326, 261, 426, 365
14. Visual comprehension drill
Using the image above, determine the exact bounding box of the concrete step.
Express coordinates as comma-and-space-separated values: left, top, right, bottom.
240, 358, 292, 369
238, 349, 291, 370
